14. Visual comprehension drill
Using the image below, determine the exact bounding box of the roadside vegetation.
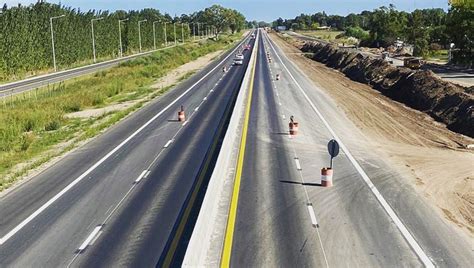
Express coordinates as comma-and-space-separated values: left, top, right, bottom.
298, 30, 343, 41
0, 2, 245, 83
0, 32, 242, 191
272, 2, 472, 65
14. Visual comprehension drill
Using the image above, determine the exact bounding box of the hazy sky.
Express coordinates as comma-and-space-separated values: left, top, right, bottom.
2, 1, 450, 21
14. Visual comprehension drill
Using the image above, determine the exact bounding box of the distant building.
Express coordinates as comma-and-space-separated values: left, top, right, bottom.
276, 26, 287, 31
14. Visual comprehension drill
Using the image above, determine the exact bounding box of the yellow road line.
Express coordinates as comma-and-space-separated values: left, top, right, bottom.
162, 72, 241, 267
220, 33, 259, 267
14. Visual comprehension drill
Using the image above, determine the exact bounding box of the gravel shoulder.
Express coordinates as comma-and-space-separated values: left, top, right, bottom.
270, 32, 474, 238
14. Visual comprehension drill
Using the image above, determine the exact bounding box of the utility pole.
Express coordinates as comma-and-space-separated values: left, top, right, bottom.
138, 19, 147, 53
181, 23, 184, 44
118, 18, 129, 57
193, 23, 196, 41
50, 14, 65, 72
91, 17, 103, 63
153, 21, 159, 49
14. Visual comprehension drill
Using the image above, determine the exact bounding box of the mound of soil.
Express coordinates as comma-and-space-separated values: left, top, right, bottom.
301, 41, 474, 138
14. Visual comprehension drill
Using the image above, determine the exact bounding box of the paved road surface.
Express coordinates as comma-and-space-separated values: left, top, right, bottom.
225, 29, 472, 267
0, 33, 255, 267
0, 43, 190, 98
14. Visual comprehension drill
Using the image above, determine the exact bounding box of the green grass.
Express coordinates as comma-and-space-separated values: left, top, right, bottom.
0, 33, 242, 190
427, 49, 449, 63
297, 30, 344, 41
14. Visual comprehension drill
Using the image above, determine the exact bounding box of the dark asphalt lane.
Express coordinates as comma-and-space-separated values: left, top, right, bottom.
0, 33, 255, 267
0, 44, 185, 98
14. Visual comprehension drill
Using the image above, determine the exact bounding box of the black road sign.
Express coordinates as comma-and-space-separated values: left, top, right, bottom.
328, 139, 339, 158
327, 139, 340, 168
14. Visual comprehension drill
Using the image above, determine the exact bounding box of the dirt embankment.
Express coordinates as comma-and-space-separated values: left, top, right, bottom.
301, 42, 474, 138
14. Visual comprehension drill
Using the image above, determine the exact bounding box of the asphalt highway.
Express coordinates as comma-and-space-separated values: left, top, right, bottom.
0, 32, 255, 267
0, 43, 190, 98
225, 29, 473, 267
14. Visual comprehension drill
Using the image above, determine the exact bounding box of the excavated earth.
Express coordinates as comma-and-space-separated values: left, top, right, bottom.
301, 42, 474, 138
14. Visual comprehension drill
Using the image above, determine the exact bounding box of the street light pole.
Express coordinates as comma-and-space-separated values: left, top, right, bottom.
50, 14, 65, 72
193, 23, 196, 41
164, 22, 167, 46
91, 17, 103, 63
181, 23, 184, 44
153, 21, 159, 50
138, 19, 147, 53
174, 22, 177, 45
118, 18, 129, 58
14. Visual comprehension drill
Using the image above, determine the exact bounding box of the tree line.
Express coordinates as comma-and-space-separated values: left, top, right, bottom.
0, 3, 246, 81
272, 3, 473, 64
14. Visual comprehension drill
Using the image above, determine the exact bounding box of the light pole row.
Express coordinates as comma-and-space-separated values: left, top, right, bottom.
49, 14, 211, 72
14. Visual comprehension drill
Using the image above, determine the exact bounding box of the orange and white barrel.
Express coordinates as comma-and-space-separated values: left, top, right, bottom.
276, 74, 280, 80
289, 121, 299, 135
178, 106, 186, 122
321, 168, 333, 187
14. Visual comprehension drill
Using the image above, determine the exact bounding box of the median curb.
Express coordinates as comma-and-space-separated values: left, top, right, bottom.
183, 31, 259, 267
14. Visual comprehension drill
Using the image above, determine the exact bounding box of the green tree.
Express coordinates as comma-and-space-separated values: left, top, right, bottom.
408, 10, 430, 57
446, 4, 473, 64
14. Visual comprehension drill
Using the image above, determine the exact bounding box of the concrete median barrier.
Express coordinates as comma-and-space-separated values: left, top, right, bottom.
183, 31, 260, 266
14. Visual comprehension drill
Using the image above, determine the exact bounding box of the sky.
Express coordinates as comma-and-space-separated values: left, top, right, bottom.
2, 0, 450, 22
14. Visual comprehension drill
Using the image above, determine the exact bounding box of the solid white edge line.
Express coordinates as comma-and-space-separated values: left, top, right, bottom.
307, 205, 319, 228
135, 170, 148, 183
78, 226, 102, 251
182, 120, 189, 126
265, 32, 434, 268
0, 33, 251, 246
295, 159, 302, 171
194, 106, 199, 112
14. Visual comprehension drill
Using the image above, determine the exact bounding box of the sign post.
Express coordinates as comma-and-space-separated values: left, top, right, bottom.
321, 139, 339, 187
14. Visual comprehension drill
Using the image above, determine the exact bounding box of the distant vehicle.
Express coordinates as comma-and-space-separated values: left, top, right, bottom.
243, 44, 251, 51
235, 54, 244, 60
403, 57, 423, 69
234, 59, 243, 65
251, 33, 255, 39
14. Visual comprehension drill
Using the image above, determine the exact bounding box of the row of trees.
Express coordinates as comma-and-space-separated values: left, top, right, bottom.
272, 3, 473, 62
0, 3, 246, 80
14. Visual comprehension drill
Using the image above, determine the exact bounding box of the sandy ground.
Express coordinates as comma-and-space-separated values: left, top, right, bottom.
270, 33, 474, 237
1, 49, 225, 196
151, 50, 223, 90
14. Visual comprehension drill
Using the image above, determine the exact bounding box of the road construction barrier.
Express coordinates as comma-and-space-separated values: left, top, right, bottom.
289, 116, 299, 136
268, 57, 272, 63
222, 66, 227, 73
321, 167, 333, 187
178, 105, 186, 122
276, 74, 280, 80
